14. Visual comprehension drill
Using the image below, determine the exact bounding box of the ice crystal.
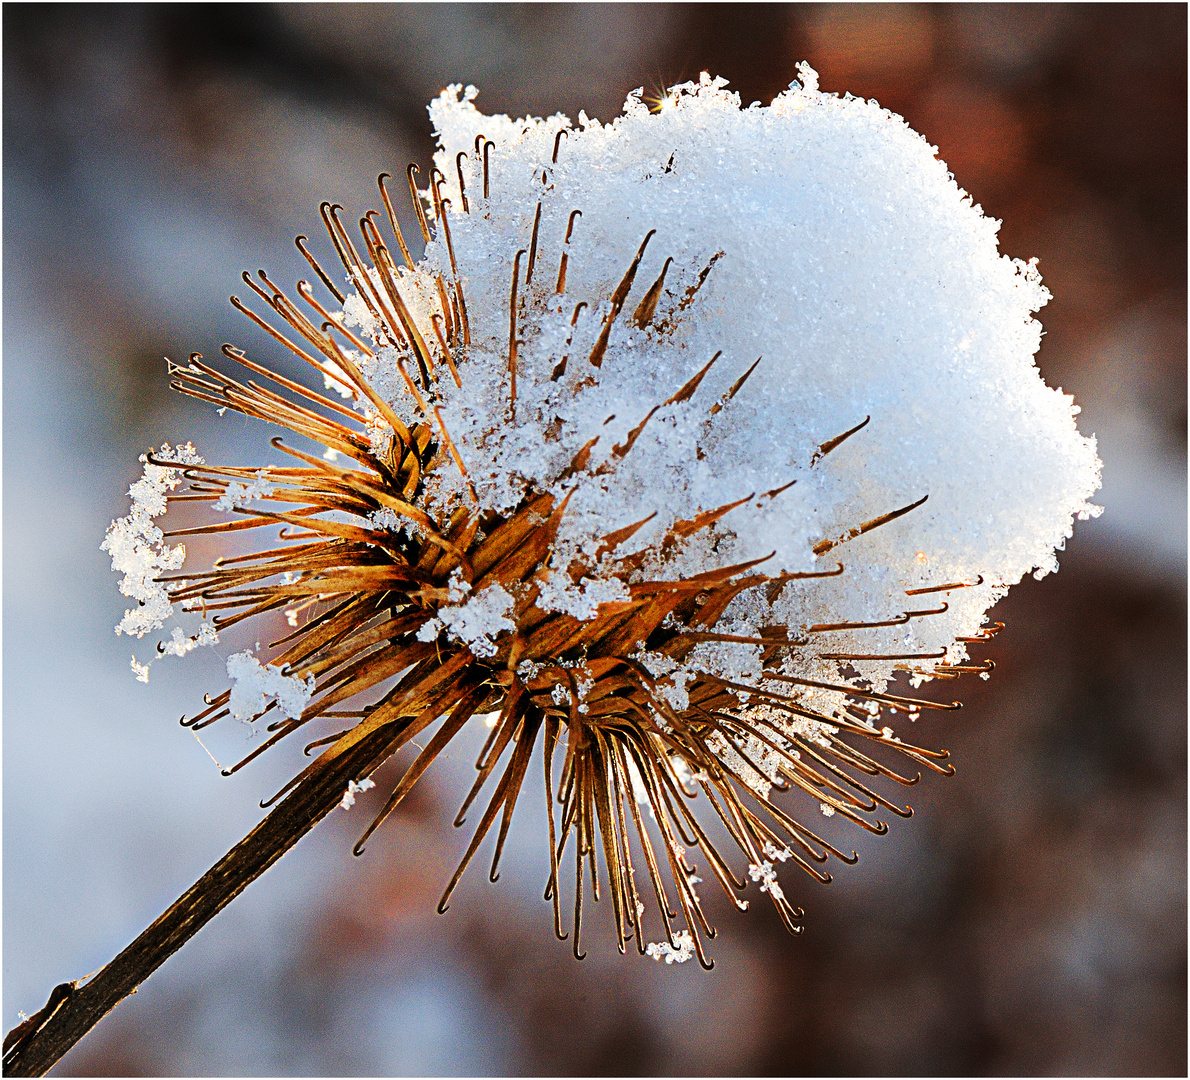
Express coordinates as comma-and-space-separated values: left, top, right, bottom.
748, 860, 785, 901
436, 583, 516, 658
646, 930, 696, 964
102, 442, 203, 639
213, 470, 277, 512
226, 651, 315, 721
339, 777, 376, 810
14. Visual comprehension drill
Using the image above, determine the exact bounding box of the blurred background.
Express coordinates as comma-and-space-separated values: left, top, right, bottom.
4, 3, 1185, 1075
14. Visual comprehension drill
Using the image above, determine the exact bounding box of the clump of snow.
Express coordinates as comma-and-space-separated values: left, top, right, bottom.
748, 860, 785, 901
102, 443, 204, 639
705, 728, 784, 799
645, 929, 696, 964
226, 651, 316, 721
160, 621, 219, 657
763, 841, 793, 863
416, 618, 443, 643
445, 568, 471, 602
780, 716, 837, 748
339, 777, 376, 810
341, 293, 377, 333
436, 583, 516, 659
214, 470, 277, 512
536, 569, 631, 621
369, 507, 413, 534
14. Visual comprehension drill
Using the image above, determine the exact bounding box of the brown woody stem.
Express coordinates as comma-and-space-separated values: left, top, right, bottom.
3, 721, 408, 1077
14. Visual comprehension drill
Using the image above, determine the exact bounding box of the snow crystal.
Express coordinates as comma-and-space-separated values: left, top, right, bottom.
214, 470, 277, 512
536, 569, 631, 621
102, 443, 204, 640
748, 860, 785, 901
160, 621, 219, 657
226, 651, 315, 721
645, 930, 696, 964
416, 618, 443, 642
437, 583, 516, 659
339, 777, 376, 810
763, 841, 793, 863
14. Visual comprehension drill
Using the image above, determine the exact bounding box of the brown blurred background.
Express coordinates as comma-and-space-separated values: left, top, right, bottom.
4, 4, 1185, 1075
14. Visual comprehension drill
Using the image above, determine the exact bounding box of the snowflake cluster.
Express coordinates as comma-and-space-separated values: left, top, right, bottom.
645, 930, 696, 964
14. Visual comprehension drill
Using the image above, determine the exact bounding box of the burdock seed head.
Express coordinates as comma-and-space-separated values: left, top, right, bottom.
104, 70, 1101, 967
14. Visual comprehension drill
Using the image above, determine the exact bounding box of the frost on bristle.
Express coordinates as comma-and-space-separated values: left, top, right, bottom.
705, 729, 782, 799
214, 470, 277, 512
101, 443, 204, 639
748, 859, 786, 901
339, 777, 376, 810
536, 568, 631, 621
436, 583, 516, 659
645, 930, 696, 964
398, 71, 1100, 706
160, 622, 219, 657
226, 651, 315, 721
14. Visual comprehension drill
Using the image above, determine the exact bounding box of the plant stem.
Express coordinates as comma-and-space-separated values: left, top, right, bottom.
3, 722, 407, 1077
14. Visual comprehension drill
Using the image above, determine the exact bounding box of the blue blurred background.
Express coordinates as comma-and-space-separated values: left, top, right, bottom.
5, 4, 1185, 1074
